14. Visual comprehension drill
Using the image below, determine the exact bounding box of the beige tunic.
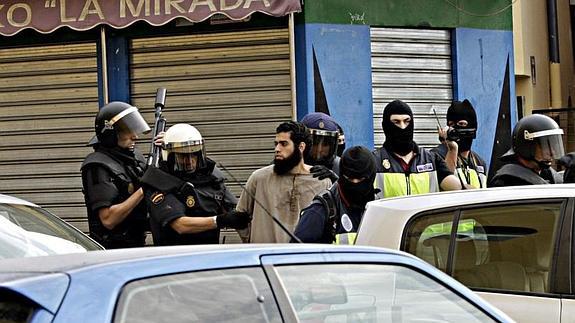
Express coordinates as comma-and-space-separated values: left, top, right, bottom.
236, 165, 331, 243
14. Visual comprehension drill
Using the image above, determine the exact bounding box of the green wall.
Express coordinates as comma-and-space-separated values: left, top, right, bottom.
298, 0, 512, 30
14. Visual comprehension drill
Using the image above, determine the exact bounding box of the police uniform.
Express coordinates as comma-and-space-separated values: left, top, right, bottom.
373, 144, 452, 199
489, 163, 560, 187
431, 143, 487, 188
144, 158, 237, 245
81, 148, 148, 249
293, 184, 362, 244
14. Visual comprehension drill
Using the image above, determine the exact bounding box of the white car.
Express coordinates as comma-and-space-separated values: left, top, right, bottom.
355, 184, 575, 323
0, 193, 102, 258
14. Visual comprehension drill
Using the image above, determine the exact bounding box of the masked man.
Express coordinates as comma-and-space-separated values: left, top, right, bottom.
373, 100, 461, 198
293, 146, 376, 244
432, 99, 487, 188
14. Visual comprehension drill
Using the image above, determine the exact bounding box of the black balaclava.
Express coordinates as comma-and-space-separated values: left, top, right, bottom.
382, 100, 415, 156
447, 99, 477, 152
338, 146, 376, 209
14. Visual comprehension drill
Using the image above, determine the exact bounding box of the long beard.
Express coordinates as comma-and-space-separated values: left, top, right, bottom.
274, 148, 302, 175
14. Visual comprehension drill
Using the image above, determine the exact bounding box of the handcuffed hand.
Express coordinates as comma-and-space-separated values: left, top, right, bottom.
310, 165, 339, 183
216, 211, 252, 229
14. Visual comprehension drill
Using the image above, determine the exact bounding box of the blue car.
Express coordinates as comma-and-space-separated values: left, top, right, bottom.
0, 245, 512, 323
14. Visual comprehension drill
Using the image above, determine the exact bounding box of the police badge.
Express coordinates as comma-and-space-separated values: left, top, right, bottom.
382, 159, 391, 170
186, 196, 196, 208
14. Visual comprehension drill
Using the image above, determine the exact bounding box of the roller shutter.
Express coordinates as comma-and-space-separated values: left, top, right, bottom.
130, 28, 293, 196
371, 28, 453, 148
0, 42, 99, 232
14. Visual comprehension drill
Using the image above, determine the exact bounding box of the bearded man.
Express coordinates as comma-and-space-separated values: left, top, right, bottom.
236, 121, 331, 243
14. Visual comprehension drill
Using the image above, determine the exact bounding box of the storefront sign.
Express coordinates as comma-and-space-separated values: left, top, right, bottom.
0, 0, 301, 36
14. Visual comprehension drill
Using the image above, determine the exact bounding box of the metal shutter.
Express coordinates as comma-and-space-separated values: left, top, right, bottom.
371, 28, 453, 148
130, 28, 292, 243
0, 42, 99, 232
130, 28, 292, 195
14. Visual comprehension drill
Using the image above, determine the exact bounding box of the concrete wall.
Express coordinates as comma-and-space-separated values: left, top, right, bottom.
513, 0, 574, 112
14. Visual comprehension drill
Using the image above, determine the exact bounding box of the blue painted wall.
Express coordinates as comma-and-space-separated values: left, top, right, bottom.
295, 23, 374, 149
452, 28, 516, 170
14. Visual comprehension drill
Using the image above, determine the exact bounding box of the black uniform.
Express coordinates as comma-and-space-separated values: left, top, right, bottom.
144, 158, 237, 245
489, 163, 562, 187
81, 147, 148, 249
293, 183, 363, 244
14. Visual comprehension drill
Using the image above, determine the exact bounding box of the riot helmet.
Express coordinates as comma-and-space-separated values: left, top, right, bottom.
90, 101, 150, 148
300, 112, 340, 166
504, 114, 565, 168
162, 123, 206, 174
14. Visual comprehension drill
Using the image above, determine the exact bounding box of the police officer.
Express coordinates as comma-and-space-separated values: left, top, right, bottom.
432, 99, 488, 188
293, 146, 376, 244
81, 101, 151, 249
143, 123, 250, 245
490, 114, 566, 186
373, 100, 461, 198
300, 112, 341, 183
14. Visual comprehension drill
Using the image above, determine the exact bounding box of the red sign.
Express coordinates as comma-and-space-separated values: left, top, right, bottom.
0, 0, 301, 36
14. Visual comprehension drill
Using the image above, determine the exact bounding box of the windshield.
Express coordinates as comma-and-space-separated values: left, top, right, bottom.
0, 203, 102, 259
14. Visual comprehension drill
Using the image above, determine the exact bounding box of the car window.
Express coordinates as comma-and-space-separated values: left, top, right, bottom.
274, 263, 496, 322
404, 202, 562, 294
404, 210, 456, 272
453, 202, 561, 294
0, 203, 101, 252
114, 267, 281, 323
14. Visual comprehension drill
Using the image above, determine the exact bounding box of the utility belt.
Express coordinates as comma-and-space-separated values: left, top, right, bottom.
90, 229, 144, 249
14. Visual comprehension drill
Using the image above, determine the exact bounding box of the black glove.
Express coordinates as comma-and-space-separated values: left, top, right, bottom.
559, 152, 575, 183
216, 211, 252, 229
310, 165, 339, 183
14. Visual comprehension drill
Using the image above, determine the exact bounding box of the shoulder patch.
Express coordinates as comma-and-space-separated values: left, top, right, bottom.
150, 192, 164, 205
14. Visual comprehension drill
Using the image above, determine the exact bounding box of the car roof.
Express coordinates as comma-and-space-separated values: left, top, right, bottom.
367, 184, 575, 213
0, 193, 37, 207
0, 244, 405, 274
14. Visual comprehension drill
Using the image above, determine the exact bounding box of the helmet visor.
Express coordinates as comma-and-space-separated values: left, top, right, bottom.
113, 107, 151, 136
308, 129, 338, 163
535, 134, 565, 161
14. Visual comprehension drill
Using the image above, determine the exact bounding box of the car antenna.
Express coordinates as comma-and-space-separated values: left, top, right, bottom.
217, 162, 303, 243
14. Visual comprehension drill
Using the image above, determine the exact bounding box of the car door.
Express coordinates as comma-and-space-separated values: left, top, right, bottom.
260, 252, 507, 322
113, 266, 283, 323
401, 198, 572, 323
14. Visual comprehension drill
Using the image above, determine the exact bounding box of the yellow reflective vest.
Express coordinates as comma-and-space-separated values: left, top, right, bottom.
372, 146, 444, 199
431, 144, 487, 189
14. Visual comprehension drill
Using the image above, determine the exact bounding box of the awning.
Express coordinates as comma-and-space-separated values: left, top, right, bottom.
0, 0, 301, 37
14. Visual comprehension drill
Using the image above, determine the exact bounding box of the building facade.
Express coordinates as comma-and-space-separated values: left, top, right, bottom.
0, 0, 515, 232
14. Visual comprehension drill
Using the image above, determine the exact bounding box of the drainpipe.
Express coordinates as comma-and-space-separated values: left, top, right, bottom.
548, 0, 562, 108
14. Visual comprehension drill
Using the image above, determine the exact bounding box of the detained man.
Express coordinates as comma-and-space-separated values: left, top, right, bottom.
236, 121, 331, 243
